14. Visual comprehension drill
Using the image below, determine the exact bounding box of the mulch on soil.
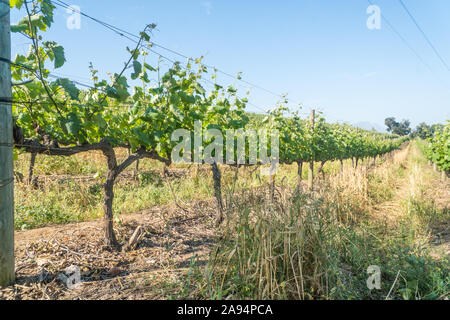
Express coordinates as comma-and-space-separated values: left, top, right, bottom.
0, 201, 218, 300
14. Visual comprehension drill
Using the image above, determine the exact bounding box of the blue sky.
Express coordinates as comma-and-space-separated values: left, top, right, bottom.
10, 0, 450, 129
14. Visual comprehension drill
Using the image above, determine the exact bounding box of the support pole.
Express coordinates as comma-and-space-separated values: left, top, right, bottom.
0, 2, 15, 287
308, 109, 315, 190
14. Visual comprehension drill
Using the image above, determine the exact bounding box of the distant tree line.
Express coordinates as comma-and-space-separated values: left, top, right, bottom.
384, 117, 444, 139
384, 117, 411, 136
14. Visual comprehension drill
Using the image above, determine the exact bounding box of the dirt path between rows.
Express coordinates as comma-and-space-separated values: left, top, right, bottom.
369, 145, 411, 226
370, 143, 449, 259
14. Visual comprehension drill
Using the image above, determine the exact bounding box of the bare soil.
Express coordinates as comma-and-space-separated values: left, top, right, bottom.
0, 200, 218, 300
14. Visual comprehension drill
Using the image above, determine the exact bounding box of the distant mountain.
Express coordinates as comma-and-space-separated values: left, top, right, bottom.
354, 121, 386, 133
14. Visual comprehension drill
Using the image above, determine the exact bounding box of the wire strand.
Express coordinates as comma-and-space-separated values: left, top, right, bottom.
397, 0, 450, 72
50, 0, 299, 105
0, 177, 14, 189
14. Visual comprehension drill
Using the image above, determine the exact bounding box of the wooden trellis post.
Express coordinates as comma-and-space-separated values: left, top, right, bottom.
308, 109, 315, 190
0, 2, 15, 287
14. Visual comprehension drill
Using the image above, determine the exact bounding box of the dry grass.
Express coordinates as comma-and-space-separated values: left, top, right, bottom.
186, 141, 449, 300
4, 141, 449, 300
